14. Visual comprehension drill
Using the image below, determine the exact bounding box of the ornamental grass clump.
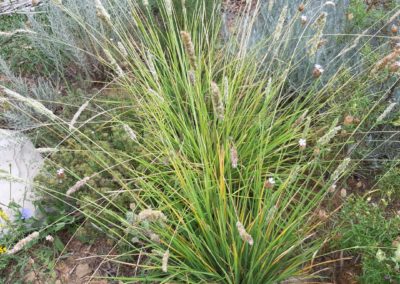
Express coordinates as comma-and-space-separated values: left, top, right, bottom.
58, 3, 378, 282
9, 1, 398, 283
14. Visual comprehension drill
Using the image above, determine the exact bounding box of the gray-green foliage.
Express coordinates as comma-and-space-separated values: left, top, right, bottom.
1, 0, 136, 130
25, 0, 136, 80
227, 0, 399, 87
0, 57, 60, 130
26, 0, 103, 79
25, 0, 216, 80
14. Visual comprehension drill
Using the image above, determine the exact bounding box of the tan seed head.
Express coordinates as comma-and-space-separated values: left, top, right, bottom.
390, 61, 400, 73
347, 13, 354, 21
391, 24, 398, 34
313, 64, 324, 78
343, 115, 354, 126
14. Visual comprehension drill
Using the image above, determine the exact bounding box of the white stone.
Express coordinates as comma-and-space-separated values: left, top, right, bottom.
0, 130, 43, 226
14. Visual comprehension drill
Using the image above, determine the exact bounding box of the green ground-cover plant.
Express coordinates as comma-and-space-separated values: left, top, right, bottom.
347, 0, 398, 32
0, 13, 53, 75
0, 199, 73, 283
0, 244, 57, 284
1, 0, 400, 283
376, 163, 400, 204
336, 198, 400, 283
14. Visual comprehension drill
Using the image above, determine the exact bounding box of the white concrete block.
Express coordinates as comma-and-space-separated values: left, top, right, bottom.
0, 130, 43, 225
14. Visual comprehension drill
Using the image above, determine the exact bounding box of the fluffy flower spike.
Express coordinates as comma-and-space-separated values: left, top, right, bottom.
236, 221, 254, 246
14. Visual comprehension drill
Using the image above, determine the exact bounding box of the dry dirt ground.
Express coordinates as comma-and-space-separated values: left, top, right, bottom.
10, 233, 136, 284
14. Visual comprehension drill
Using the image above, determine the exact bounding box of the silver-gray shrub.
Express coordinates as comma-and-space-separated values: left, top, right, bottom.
0, 57, 60, 130
26, 0, 133, 80
223, 0, 399, 88
26, 0, 100, 79
1, 0, 135, 130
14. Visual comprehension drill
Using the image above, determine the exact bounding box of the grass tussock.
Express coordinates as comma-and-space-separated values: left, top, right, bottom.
1, 0, 400, 283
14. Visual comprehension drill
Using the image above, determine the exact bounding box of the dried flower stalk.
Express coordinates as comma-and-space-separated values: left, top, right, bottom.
223, 76, 229, 102
236, 221, 254, 245
123, 124, 138, 142
268, 0, 275, 11
340, 9, 400, 58
180, 31, 197, 69
1, 86, 57, 120
164, 0, 172, 16
230, 145, 238, 168
272, 6, 288, 44
308, 13, 327, 56
317, 125, 341, 146
0, 29, 36, 37
95, 0, 112, 27
331, 157, 351, 182
66, 175, 93, 196
7, 232, 39, 255
371, 49, 400, 74
137, 209, 167, 222
104, 49, 124, 77
149, 233, 160, 243
69, 100, 89, 130
211, 81, 224, 120
36, 147, 58, 153
377, 102, 397, 122
146, 51, 158, 82
162, 249, 170, 272
188, 70, 196, 85
117, 41, 128, 57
